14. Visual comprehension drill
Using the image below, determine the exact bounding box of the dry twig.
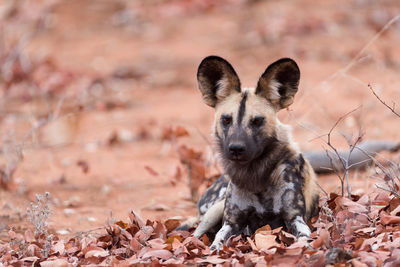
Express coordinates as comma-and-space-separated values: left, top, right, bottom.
356, 146, 400, 199
368, 83, 400, 118
319, 107, 363, 197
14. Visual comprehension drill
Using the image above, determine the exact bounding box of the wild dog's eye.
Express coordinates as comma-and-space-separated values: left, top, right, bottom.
221, 115, 232, 127
251, 117, 265, 128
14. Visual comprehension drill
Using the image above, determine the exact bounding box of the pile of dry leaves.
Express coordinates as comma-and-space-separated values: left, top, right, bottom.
2, 189, 400, 266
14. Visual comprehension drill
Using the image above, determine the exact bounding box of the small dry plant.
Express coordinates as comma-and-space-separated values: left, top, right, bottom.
27, 192, 53, 257
367, 84, 400, 198
314, 107, 364, 197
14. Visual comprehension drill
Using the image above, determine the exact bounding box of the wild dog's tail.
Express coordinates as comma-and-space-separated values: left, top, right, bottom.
304, 140, 399, 173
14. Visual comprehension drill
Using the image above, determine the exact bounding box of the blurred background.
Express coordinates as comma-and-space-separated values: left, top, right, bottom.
0, 0, 399, 239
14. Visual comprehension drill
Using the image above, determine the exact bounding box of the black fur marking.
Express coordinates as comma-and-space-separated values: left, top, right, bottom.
237, 92, 248, 125
275, 63, 300, 96
309, 194, 320, 218
235, 207, 283, 234
250, 116, 265, 129
220, 115, 232, 138
283, 155, 306, 186
208, 69, 223, 97
255, 192, 264, 204
299, 154, 305, 173
197, 175, 229, 215
176, 224, 191, 231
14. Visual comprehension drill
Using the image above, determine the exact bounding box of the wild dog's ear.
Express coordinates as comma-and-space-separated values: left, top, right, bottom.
255, 58, 300, 110
197, 56, 241, 107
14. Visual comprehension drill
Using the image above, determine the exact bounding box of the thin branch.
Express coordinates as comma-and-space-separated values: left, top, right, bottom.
327, 106, 361, 139
315, 107, 363, 196
368, 83, 400, 118
347, 158, 372, 170
375, 184, 400, 199
355, 146, 400, 198
316, 181, 329, 198
73, 227, 104, 239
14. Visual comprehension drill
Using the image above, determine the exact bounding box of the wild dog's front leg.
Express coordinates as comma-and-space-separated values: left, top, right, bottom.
210, 221, 235, 251
210, 209, 243, 252
281, 189, 311, 239
209, 184, 242, 251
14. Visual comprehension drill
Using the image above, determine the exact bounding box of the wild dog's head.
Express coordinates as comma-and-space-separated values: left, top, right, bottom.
197, 56, 300, 164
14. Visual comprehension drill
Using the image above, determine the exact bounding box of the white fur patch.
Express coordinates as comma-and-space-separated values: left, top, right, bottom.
275, 119, 300, 152
230, 184, 265, 213
293, 216, 311, 237
219, 187, 227, 198
216, 78, 229, 99
269, 79, 282, 101
242, 87, 256, 94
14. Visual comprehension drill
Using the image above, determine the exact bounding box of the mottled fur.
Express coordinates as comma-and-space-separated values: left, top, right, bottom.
181, 56, 319, 251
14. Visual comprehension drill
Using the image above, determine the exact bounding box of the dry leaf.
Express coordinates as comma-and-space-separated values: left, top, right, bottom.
381, 214, 400, 225
197, 255, 227, 264
390, 204, 400, 216
161, 126, 189, 141
336, 197, 368, 213
147, 238, 168, 250
40, 258, 72, 267
24, 229, 35, 243
254, 233, 279, 250
255, 224, 272, 234
116, 221, 128, 229
164, 219, 180, 232
130, 210, 145, 228
141, 249, 173, 260
52, 241, 65, 256
85, 248, 109, 258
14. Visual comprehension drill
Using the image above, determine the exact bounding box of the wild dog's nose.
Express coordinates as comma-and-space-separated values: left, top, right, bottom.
229, 143, 245, 156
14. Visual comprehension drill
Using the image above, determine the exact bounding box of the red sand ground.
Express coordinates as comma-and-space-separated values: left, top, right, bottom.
0, 0, 399, 241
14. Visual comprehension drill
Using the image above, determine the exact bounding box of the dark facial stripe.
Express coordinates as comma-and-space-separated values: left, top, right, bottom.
237, 91, 248, 125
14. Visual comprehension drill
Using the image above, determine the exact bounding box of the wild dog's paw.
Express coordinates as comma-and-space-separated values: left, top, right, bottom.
210, 245, 222, 254
291, 216, 311, 237
297, 235, 315, 250
297, 235, 310, 243
209, 244, 218, 252
209, 242, 223, 253
193, 229, 203, 239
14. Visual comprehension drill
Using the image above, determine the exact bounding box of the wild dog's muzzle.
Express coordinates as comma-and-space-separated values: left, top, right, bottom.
228, 143, 245, 157
226, 131, 252, 162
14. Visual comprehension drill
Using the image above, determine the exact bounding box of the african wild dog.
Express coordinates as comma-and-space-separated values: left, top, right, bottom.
179, 56, 320, 251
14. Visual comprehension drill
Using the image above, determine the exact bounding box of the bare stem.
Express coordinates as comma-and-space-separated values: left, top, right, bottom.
368, 84, 400, 118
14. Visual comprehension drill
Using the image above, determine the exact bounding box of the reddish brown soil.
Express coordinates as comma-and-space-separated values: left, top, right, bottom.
1, 0, 399, 241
